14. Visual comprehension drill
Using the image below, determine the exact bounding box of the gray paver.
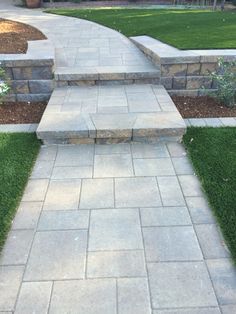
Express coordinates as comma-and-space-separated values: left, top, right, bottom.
79, 178, 114, 209
172, 157, 194, 175
49, 279, 116, 314
131, 143, 169, 158
0, 230, 34, 265
12, 202, 42, 230
207, 259, 236, 305
153, 308, 221, 314
178, 175, 203, 197
140, 206, 191, 226
167, 142, 187, 157
221, 304, 236, 314
43, 179, 81, 211
133, 158, 175, 176
15, 281, 52, 314
37, 145, 57, 161
51, 166, 93, 179
94, 154, 134, 177
87, 250, 146, 278
185, 196, 215, 224
195, 224, 230, 259
22, 179, 49, 202
31, 160, 54, 179
115, 177, 161, 208
95, 143, 131, 154
55, 145, 94, 166
157, 176, 185, 206
89, 209, 143, 251
148, 262, 218, 308
118, 278, 151, 314
0, 266, 24, 311
143, 226, 202, 262
24, 230, 87, 281
38, 210, 89, 230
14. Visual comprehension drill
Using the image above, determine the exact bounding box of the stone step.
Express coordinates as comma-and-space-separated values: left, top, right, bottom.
36, 84, 186, 144
55, 66, 160, 86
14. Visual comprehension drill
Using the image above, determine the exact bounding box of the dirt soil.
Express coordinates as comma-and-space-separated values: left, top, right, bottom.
0, 102, 47, 124
0, 19, 46, 54
172, 96, 236, 118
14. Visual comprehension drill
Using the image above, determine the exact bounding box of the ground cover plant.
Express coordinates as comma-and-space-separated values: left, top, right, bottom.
45, 8, 236, 49
183, 127, 236, 262
0, 133, 40, 250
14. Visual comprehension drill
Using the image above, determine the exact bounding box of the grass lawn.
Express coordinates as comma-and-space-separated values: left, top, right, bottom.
0, 133, 40, 250
46, 8, 236, 49
183, 127, 236, 262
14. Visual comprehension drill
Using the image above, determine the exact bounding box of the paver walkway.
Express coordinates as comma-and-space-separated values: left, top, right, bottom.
1, 142, 236, 313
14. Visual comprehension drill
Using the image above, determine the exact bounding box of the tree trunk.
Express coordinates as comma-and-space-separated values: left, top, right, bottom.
213, 0, 217, 10
221, 0, 225, 10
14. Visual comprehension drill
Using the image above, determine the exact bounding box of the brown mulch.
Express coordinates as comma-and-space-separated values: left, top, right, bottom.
0, 102, 47, 124
0, 19, 46, 54
172, 95, 236, 118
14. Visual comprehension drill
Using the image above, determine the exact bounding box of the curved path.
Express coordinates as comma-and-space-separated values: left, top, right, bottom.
0, 4, 159, 79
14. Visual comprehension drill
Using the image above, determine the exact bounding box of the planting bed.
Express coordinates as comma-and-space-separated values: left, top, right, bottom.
0, 18, 46, 54
172, 96, 236, 118
0, 102, 47, 124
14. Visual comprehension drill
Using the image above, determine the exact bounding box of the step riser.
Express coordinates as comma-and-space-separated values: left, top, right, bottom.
56, 78, 160, 87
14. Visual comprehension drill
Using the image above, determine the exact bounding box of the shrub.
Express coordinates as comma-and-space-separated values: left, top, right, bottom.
0, 67, 10, 103
209, 58, 236, 108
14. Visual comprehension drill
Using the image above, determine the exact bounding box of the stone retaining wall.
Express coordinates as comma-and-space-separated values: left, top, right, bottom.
131, 35, 236, 96
0, 40, 55, 102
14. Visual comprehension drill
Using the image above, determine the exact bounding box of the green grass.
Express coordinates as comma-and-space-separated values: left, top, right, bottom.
0, 133, 40, 250
46, 8, 236, 49
183, 127, 236, 262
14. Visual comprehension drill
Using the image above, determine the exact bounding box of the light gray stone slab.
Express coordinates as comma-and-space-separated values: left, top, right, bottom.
37, 146, 57, 162
178, 175, 203, 197
94, 154, 134, 178
148, 262, 218, 308
0, 230, 34, 266
38, 210, 89, 231
0, 266, 24, 311
55, 145, 94, 166
118, 278, 151, 314
204, 118, 223, 127
50, 279, 116, 314
22, 179, 49, 202
167, 142, 187, 157
115, 177, 161, 208
51, 166, 93, 179
43, 179, 81, 211
207, 259, 236, 305
31, 160, 54, 179
133, 158, 175, 176
195, 224, 230, 259
152, 308, 221, 314
172, 157, 194, 175
143, 226, 202, 262
95, 143, 131, 155
12, 202, 43, 230
15, 281, 52, 314
185, 196, 215, 224
140, 206, 191, 226
157, 176, 185, 206
131, 143, 169, 158
221, 304, 236, 314
189, 118, 207, 127
219, 118, 236, 127
79, 178, 114, 209
89, 208, 143, 251
87, 250, 146, 278
24, 230, 87, 281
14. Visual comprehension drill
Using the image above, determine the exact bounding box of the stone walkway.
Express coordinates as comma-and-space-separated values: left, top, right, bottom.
1, 142, 236, 313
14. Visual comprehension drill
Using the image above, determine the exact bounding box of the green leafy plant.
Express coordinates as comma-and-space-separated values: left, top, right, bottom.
209, 58, 236, 108
0, 66, 10, 104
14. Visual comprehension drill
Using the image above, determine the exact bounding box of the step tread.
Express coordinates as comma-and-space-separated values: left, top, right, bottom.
37, 85, 186, 143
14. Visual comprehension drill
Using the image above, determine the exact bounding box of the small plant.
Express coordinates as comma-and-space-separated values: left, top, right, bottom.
209, 58, 236, 108
0, 66, 10, 104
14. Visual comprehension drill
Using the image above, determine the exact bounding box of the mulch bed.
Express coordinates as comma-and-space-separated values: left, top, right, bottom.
0, 102, 47, 124
172, 96, 236, 118
0, 19, 46, 54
